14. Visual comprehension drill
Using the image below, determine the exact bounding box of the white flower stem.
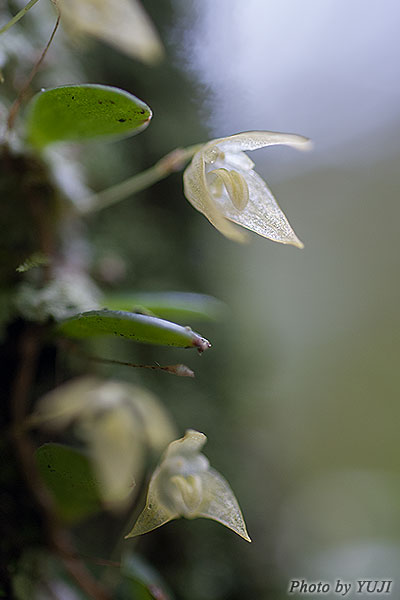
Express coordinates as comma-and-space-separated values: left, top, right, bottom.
82, 144, 203, 215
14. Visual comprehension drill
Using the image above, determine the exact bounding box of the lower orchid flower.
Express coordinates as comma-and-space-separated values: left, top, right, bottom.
183, 130, 311, 246
125, 429, 251, 541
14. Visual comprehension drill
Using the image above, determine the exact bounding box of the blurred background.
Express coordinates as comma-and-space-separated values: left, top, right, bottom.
82, 0, 400, 598
7, 0, 400, 597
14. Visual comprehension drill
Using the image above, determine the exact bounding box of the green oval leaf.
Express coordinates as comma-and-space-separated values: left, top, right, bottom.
26, 84, 152, 148
57, 309, 211, 352
36, 443, 102, 523
103, 291, 227, 323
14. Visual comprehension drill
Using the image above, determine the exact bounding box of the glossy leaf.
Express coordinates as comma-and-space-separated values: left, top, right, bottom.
103, 291, 226, 322
36, 443, 102, 522
57, 309, 211, 352
26, 84, 152, 148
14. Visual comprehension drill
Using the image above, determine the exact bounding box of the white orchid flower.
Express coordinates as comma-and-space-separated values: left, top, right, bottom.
183, 131, 311, 246
33, 377, 175, 508
125, 429, 251, 542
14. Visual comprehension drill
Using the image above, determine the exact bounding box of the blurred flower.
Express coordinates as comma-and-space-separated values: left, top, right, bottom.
183, 131, 311, 245
125, 429, 251, 541
33, 377, 176, 508
59, 0, 164, 65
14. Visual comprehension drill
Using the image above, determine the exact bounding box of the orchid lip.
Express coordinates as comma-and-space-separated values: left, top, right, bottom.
209, 168, 249, 211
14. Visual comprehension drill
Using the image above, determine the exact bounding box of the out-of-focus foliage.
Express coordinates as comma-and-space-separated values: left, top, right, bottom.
15, 271, 101, 322
103, 291, 227, 322
36, 443, 102, 522
16, 251, 49, 273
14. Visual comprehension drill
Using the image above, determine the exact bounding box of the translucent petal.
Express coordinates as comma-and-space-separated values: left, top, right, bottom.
125, 464, 177, 537
218, 167, 303, 247
196, 468, 251, 542
183, 153, 247, 243
222, 150, 255, 171
214, 130, 312, 153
